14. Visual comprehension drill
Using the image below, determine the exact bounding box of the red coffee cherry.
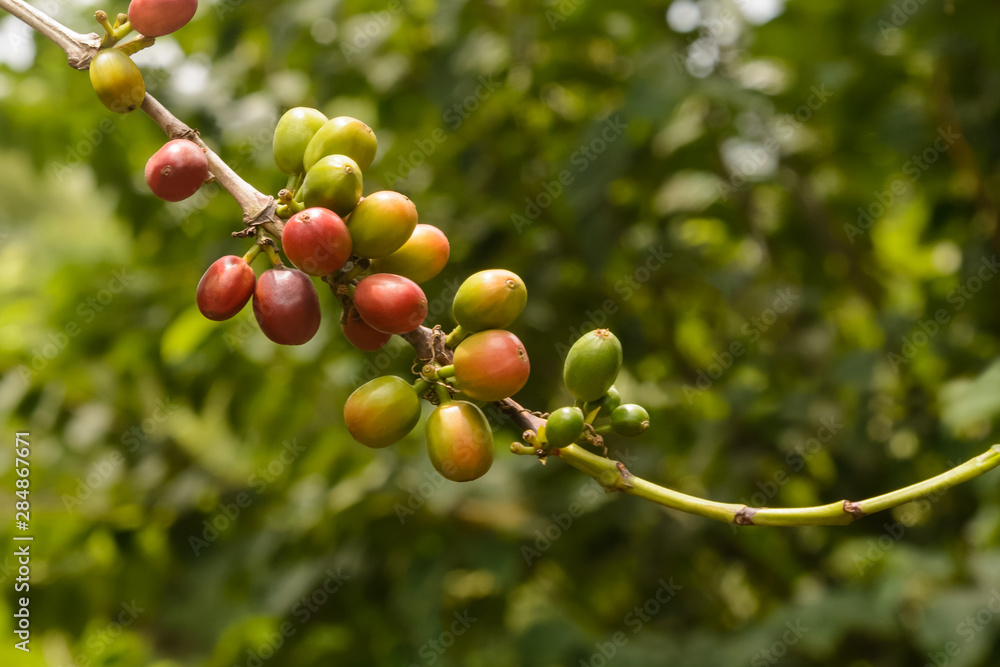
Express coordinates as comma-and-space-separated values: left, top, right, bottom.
341, 308, 392, 351
425, 401, 494, 482
196, 255, 256, 321
145, 139, 209, 202
353, 273, 428, 334
370, 224, 450, 284
128, 0, 198, 37
281, 207, 352, 277
453, 329, 530, 401
252, 268, 321, 345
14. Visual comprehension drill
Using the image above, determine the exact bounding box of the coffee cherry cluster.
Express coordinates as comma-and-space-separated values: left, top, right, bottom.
87, 1, 198, 114
180, 104, 642, 484
534, 329, 650, 450
343, 268, 531, 482
105, 43, 650, 485
185, 107, 451, 349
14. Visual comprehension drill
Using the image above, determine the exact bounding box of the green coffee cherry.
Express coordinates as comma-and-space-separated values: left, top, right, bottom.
303, 116, 378, 172
563, 329, 622, 402
610, 404, 649, 437
584, 386, 621, 419
545, 407, 585, 449
343, 376, 421, 448
301, 154, 363, 217
89, 49, 145, 114
273, 107, 328, 175
345, 191, 418, 259
451, 269, 527, 333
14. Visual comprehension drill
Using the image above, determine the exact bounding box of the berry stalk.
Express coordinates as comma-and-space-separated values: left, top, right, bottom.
516, 442, 1000, 526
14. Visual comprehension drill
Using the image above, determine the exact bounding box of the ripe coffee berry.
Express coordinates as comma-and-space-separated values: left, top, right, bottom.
281, 207, 352, 276
341, 309, 392, 351
353, 273, 428, 334
196, 255, 255, 321
145, 139, 209, 202
252, 268, 321, 345
128, 0, 198, 37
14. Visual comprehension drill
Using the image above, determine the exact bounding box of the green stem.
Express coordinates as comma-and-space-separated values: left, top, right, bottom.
115, 35, 154, 57
285, 172, 304, 198
262, 242, 284, 268
445, 325, 467, 349
95, 10, 115, 46
242, 244, 263, 265
436, 365, 455, 379
342, 259, 370, 283
510, 442, 537, 456
434, 384, 452, 405
112, 20, 132, 41
276, 199, 304, 218
412, 379, 432, 396
552, 443, 1000, 527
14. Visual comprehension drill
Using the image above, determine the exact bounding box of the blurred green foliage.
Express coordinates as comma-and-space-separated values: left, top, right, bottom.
2, 0, 1000, 665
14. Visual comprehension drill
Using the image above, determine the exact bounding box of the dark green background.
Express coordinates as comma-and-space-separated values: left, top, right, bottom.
2, 0, 1000, 664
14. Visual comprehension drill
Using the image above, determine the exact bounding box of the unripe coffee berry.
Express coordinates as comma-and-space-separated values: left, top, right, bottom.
425, 401, 494, 482
610, 404, 650, 437
453, 329, 530, 401
452, 269, 527, 333
544, 407, 585, 449
89, 49, 145, 114
563, 329, 622, 402
344, 376, 421, 448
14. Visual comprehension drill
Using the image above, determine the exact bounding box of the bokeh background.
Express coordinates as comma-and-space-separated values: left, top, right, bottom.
3, 0, 1000, 664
